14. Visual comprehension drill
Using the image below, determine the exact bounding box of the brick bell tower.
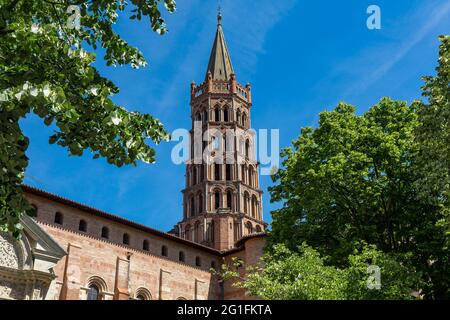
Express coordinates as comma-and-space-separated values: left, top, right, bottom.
175, 13, 266, 251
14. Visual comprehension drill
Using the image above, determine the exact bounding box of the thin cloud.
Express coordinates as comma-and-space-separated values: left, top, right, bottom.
320, 0, 450, 101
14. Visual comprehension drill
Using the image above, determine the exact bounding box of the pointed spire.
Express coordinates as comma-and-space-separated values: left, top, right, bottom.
205, 12, 234, 81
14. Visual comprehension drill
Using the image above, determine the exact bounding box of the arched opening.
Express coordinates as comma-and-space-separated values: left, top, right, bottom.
214, 163, 221, 180
123, 233, 130, 245
206, 221, 215, 242
192, 166, 197, 185
226, 191, 232, 210
101, 226, 109, 239
79, 220, 87, 232
179, 251, 185, 262
54, 212, 63, 225
203, 110, 208, 122
241, 164, 246, 183
249, 166, 255, 187
198, 193, 203, 214
143, 240, 149, 251
251, 195, 257, 218
214, 191, 221, 210
161, 245, 168, 257
246, 221, 253, 235
190, 197, 195, 217
200, 165, 205, 181
185, 224, 191, 241
87, 284, 100, 301
245, 140, 250, 158
135, 288, 152, 300
244, 192, 249, 214
256, 225, 262, 233
226, 164, 232, 180
214, 108, 220, 122
86, 276, 107, 301
242, 113, 248, 127
194, 221, 200, 243
237, 110, 242, 125
223, 108, 229, 122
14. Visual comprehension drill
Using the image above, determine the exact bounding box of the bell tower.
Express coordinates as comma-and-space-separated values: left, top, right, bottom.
176, 13, 266, 251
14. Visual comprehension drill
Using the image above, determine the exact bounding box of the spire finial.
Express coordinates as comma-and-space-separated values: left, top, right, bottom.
217, 1, 222, 25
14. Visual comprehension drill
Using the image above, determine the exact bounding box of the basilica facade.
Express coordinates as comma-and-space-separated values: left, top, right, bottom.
0, 14, 266, 300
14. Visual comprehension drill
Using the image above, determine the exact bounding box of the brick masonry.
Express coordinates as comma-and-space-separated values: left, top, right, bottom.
25, 189, 266, 300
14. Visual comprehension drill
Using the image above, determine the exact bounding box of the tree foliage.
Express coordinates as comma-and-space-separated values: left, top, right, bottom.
0, 0, 175, 236
267, 36, 450, 299
415, 35, 450, 239
221, 243, 421, 300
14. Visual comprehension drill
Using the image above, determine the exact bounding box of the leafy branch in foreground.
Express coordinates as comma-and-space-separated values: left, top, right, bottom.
0, 0, 176, 236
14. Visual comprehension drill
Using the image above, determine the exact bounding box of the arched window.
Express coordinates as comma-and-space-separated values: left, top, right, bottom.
101, 227, 109, 239
79, 220, 87, 232
223, 108, 229, 122
123, 233, 130, 245
185, 224, 191, 240
135, 288, 152, 300
143, 240, 149, 251
226, 191, 232, 210
237, 110, 242, 125
192, 166, 197, 185
179, 251, 185, 262
215, 108, 220, 122
246, 221, 253, 235
200, 165, 205, 181
214, 163, 221, 180
214, 191, 220, 210
242, 113, 248, 127
194, 221, 201, 243
198, 193, 203, 214
86, 276, 107, 301
54, 212, 63, 225
190, 197, 195, 217
226, 164, 232, 180
244, 192, 249, 214
87, 284, 100, 301
195, 256, 201, 267
249, 166, 255, 187
256, 225, 262, 233
251, 195, 257, 218
206, 221, 214, 242
245, 140, 250, 158
161, 245, 168, 257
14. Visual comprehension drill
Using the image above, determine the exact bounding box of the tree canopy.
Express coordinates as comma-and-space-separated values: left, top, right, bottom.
226, 243, 422, 300
265, 36, 450, 299
0, 0, 175, 236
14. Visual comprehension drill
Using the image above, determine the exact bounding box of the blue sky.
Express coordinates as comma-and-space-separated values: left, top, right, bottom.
21, 0, 450, 232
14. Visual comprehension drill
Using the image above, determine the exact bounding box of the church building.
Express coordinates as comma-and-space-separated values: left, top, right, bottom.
0, 14, 267, 300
